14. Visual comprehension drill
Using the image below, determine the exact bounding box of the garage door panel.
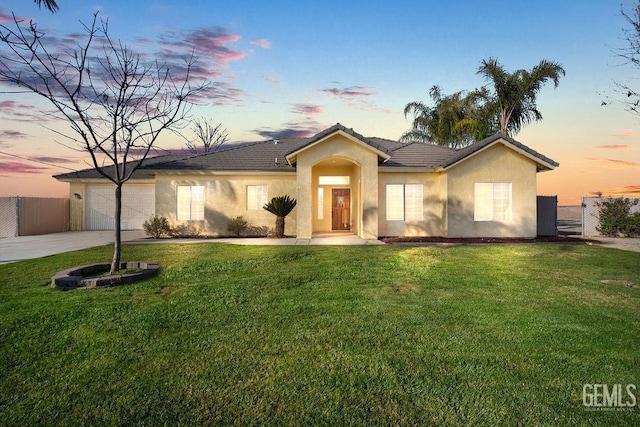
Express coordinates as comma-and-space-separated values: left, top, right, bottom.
87, 185, 155, 230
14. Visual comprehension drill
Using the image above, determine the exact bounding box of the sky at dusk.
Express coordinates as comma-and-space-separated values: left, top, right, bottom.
0, 0, 639, 205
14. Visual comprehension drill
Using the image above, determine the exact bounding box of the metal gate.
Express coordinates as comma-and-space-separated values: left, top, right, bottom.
537, 195, 557, 236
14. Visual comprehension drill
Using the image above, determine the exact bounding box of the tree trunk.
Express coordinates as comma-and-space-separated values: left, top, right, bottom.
111, 183, 122, 274
275, 216, 285, 238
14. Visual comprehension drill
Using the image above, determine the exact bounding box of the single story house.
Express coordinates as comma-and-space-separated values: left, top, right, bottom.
54, 123, 558, 239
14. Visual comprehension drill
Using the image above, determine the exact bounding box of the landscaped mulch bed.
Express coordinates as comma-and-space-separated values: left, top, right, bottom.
52, 261, 160, 290
381, 235, 588, 244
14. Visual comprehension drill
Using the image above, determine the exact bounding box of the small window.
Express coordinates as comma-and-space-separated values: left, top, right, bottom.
317, 188, 324, 220
474, 182, 512, 221
177, 185, 205, 221
319, 176, 350, 186
247, 185, 268, 210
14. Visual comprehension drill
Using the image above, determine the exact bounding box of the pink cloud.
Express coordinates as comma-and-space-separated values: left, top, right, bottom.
587, 157, 638, 168
0, 100, 35, 112
292, 104, 323, 115
254, 127, 317, 140
0, 160, 48, 175
0, 129, 27, 139
604, 185, 640, 196
197, 82, 245, 106
0, 8, 30, 23
250, 39, 271, 49
162, 27, 246, 67
254, 119, 324, 140
32, 156, 77, 164
0, 10, 13, 23
0, 18, 247, 111
614, 129, 640, 138
319, 85, 392, 114
320, 86, 377, 98
261, 73, 281, 86
596, 144, 631, 150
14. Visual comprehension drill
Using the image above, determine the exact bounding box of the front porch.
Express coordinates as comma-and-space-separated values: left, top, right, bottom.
286, 127, 387, 240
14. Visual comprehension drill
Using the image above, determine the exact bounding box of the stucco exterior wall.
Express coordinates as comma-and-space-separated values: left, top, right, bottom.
377, 172, 445, 236
155, 173, 297, 236
445, 143, 538, 238
294, 134, 379, 239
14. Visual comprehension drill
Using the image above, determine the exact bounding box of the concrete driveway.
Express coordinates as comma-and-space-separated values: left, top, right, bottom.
0, 231, 146, 264
586, 236, 640, 253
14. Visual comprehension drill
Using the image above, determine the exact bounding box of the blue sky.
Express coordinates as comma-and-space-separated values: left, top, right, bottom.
0, 0, 639, 204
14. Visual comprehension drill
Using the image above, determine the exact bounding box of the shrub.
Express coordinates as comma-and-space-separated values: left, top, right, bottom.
630, 212, 640, 237
227, 216, 248, 236
596, 197, 638, 237
143, 215, 171, 239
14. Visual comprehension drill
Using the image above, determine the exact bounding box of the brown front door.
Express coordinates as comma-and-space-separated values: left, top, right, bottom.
331, 189, 350, 230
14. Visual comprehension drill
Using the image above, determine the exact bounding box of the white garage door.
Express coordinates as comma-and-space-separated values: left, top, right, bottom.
86, 185, 155, 230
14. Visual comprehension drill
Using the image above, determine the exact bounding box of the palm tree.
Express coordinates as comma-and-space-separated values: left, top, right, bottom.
477, 58, 565, 135
34, 0, 59, 12
263, 195, 297, 238
401, 86, 496, 148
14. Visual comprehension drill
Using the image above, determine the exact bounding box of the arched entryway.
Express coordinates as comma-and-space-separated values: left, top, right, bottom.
311, 157, 362, 236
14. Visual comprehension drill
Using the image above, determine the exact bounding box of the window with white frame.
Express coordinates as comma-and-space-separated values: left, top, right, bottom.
177, 185, 205, 221
319, 176, 350, 186
317, 188, 324, 220
386, 184, 423, 221
247, 185, 268, 210
474, 182, 512, 221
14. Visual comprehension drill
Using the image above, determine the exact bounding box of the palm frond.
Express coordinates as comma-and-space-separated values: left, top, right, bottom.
34, 0, 59, 12
263, 195, 297, 217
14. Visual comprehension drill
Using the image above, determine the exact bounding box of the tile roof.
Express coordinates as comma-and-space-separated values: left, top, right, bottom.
54, 127, 558, 180
438, 132, 559, 171
382, 142, 457, 167
152, 138, 306, 172
53, 153, 193, 180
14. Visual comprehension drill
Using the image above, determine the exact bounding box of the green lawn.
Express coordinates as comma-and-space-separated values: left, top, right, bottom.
1, 242, 639, 425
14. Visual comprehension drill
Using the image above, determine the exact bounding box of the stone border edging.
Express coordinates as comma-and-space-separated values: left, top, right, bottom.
52, 261, 159, 290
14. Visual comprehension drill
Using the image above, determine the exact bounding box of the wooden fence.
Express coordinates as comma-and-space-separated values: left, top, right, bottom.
0, 197, 69, 238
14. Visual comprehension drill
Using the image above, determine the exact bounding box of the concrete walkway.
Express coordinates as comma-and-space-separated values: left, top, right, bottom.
584, 236, 640, 253
2, 231, 638, 265
0, 231, 383, 264
134, 232, 384, 247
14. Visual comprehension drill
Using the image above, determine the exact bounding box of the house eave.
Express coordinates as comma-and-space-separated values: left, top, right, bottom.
54, 177, 156, 184
378, 166, 439, 173
154, 169, 297, 176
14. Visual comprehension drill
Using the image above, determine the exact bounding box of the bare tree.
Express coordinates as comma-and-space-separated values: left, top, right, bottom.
0, 13, 206, 273
185, 118, 229, 154
618, 2, 640, 114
